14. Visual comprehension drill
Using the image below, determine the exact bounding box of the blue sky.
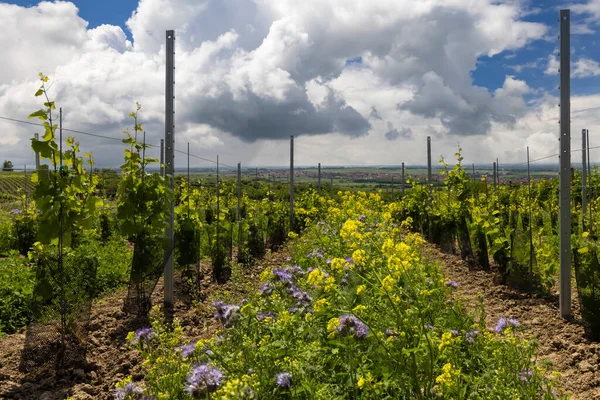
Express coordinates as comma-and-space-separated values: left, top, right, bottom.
7, 0, 598, 97
7, 0, 137, 35
0, 0, 598, 167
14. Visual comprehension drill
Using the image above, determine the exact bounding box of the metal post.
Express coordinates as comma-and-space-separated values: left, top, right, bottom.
583, 129, 588, 230
401, 162, 405, 197
289, 135, 294, 232
427, 136, 432, 187
160, 139, 165, 177
588, 129, 593, 232
391, 176, 395, 201
472, 163, 475, 179
256, 167, 258, 180
59, 107, 66, 350
216, 155, 220, 259
24, 165, 27, 210
164, 30, 175, 313
427, 136, 432, 240
34, 133, 40, 171
496, 158, 500, 186
237, 162, 242, 260
493, 162, 497, 189
527, 147, 533, 275
318, 162, 321, 193
559, 9, 571, 320
187, 142, 190, 213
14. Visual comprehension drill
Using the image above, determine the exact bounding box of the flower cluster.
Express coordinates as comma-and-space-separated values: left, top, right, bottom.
185, 364, 224, 395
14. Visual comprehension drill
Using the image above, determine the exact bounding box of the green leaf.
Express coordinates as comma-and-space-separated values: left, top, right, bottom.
28, 109, 47, 120
35, 89, 44, 97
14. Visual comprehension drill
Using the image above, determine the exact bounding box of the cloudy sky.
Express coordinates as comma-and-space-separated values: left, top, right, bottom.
0, 0, 599, 169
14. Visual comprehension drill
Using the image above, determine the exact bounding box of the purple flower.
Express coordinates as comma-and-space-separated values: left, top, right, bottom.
465, 329, 479, 344
185, 364, 223, 395
450, 329, 460, 336
275, 372, 292, 389
130, 328, 156, 345
286, 256, 292, 261
257, 311, 275, 321
445, 281, 458, 289
284, 265, 305, 276
290, 286, 312, 308
494, 317, 518, 334
213, 301, 240, 327
326, 258, 333, 264
344, 257, 354, 265
307, 249, 324, 258
357, 214, 366, 222
494, 318, 507, 333
9, 209, 22, 215
273, 269, 293, 284
114, 382, 144, 400
260, 282, 274, 296
338, 314, 369, 339
519, 370, 533, 382
385, 329, 398, 337
424, 323, 434, 330
175, 341, 197, 359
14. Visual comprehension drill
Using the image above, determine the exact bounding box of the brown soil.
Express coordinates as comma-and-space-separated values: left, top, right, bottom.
426, 245, 600, 400
0, 247, 291, 400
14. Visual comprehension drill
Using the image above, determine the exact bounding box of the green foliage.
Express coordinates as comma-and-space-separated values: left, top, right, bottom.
2, 160, 13, 172
120, 191, 566, 399
0, 252, 35, 333
28, 74, 102, 247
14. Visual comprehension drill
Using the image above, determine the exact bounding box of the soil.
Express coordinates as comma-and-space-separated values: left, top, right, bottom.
2, 243, 599, 399
0, 247, 291, 400
426, 245, 600, 400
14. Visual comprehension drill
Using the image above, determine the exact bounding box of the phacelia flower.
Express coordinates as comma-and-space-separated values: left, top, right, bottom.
337, 314, 369, 339
272, 269, 293, 284
450, 329, 460, 336
519, 370, 533, 382
175, 341, 197, 359
275, 372, 292, 389
494, 317, 518, 334
9, 209, 22, 215
445, 280, 458, 289
213, 301, 240, 327
257, 311, 275, 321
465, 329, 479, 344
129, 328, 156, 345
114, 382, 144, 400
260, 282, 274, 296
185, 364, 223, 395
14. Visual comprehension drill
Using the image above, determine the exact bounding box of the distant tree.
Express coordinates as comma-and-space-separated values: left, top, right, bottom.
2, 160, 13, 171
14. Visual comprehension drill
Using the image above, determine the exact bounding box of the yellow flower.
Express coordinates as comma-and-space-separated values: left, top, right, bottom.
388, 255, 402, 271
314, 298, 329, 313
435, 363, 458, 387
331, 258, 346, 272
352, 304, 367, 313
307, 269, 326, 286
357, 377, 366, 389
324, 276, 337, 292
382, 238, 395, 257
352, 249, 366, 266
356, 285, 366, 295
327, 317, 340, 338
382, 275, 396, 292
439, 332, 453, 351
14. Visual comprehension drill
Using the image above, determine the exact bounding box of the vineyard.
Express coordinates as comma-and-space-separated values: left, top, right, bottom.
0, 78, 599, 398
0, 8, 599, 399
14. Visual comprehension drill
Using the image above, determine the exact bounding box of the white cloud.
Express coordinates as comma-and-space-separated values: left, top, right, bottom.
545, 55, 600, 78
0, 0, 590, 170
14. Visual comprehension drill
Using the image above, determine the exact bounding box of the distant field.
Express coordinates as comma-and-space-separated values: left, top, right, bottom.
0, 172, 34, 199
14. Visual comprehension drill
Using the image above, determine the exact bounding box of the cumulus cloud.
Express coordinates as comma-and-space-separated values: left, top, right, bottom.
545, 55, 600, 78
384, 122, 412, 141
0, 0, 582, 168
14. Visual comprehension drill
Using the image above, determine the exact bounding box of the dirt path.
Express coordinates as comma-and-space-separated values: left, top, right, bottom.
0, 248, 290, 400
427, 245, 600, 400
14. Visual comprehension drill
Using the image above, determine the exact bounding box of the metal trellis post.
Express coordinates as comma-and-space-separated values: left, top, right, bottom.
164, 30, 176, 314
290, 135, 294, 232
558, 9, 571, 320
583, 129, 587, 230
401, 162, 405, 197
318, 162, 321, 193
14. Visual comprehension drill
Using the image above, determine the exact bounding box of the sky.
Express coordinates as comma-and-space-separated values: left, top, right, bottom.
0, 0, 599, 169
